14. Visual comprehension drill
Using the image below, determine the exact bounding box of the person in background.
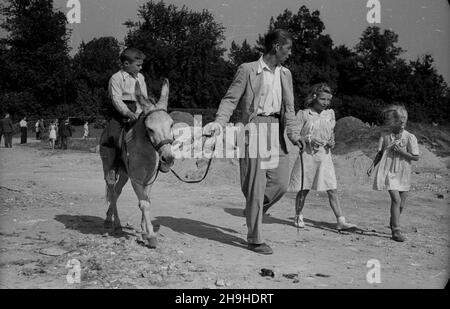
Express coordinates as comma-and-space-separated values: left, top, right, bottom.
20, 116, 28, 144
55, 118, 60, 148
82, 120, 89, 139
48, 121, 57, 151
59, 117, 72, 150
0, 113, 13, 148
0, 116, 3, 146
39, 118, 45, 140
35, 119, 41, 139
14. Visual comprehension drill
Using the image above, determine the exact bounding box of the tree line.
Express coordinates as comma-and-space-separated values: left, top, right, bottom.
0, 0, 448, 124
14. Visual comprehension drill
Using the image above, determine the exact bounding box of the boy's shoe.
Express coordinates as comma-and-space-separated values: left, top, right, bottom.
391, 227, 406, 242
337, 217, 357, 231
294, 214, 305, 228
248, 243, 273, 255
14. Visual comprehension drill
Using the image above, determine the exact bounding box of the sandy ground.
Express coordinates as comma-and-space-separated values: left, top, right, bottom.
0, 137, 449, 289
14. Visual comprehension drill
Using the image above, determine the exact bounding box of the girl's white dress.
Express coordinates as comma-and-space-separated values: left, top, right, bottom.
373, 130, 419, 192
49, 124, 57, 140
289, 108, 337, 192
83, 123, 89, 138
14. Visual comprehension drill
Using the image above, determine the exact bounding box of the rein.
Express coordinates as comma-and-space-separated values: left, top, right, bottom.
142, 107, 217, 185
169, 136, 216, 184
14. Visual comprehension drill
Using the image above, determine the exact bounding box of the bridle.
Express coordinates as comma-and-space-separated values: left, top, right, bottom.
141, 108, 216, 185
142, 108, 174, 153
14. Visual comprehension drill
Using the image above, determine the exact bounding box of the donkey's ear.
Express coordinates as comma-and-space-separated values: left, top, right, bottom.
141, 97, 156, 115
156, 78, 169, 111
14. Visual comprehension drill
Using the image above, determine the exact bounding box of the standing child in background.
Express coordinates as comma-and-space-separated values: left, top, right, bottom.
367, 105, 420, 242
35, 119, 40, 140
59, 117, 72, 150
49, 121, 57, 151
82, 121, 89, 139
19, 117, 28, 144
290, 83, 356, 231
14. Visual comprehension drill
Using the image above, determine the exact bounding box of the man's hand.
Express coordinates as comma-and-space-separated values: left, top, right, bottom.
203, 122, 222, 138
126, 111, 139, 122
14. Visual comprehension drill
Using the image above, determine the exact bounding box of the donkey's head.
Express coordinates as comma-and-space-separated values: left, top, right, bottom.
138, 79, 175, 173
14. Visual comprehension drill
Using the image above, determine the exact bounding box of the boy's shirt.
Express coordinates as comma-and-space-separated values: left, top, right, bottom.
108, 70, 148, 117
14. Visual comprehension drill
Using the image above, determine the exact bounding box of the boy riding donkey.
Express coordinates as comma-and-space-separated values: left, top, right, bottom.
100, 47, 172, 245
100, 48, 151, 184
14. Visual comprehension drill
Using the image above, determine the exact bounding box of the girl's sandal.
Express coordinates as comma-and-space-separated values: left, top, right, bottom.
391, 227, 406, 242
294, 214, 305, 228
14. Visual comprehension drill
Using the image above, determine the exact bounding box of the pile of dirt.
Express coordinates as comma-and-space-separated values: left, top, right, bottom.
334, 116, 382, 156
334, 116, 446, 170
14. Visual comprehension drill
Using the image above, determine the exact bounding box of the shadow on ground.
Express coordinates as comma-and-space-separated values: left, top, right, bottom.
155, 216, 247, 249
223, 208, 391, 238
54, 215, 133, 238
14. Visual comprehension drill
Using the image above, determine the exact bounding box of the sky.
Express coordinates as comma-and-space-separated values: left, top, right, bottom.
9, 0, 450, 82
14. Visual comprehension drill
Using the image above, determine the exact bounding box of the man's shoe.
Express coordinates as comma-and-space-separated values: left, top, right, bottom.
248, 243, 273, 255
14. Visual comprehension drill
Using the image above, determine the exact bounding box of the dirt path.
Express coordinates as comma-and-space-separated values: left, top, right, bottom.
0, 139, 449, 289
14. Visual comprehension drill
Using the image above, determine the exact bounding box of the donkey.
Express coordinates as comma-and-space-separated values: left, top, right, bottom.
99, 79, 174, 248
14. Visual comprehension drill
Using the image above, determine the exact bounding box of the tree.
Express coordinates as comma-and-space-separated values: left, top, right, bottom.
0, 0, 72, 118
229, 39, 260, 69
407, 55, 449, 122
124, 1, 231, 108
353, 26, 407, 102
255, 6, 339, 109
72, 37, 122, 117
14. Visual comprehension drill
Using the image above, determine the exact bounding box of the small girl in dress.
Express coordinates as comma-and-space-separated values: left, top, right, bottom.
49, 121, 57, 150
290, 83, 356, 231
367, 105, 420, 242
82, 121, 89, 139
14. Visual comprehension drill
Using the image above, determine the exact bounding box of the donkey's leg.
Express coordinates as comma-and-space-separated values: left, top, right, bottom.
101, 144, 118, 228
111, 170, 129, 232
104, 172, 117, 228
105, 183, 115, 228
130, 180, 157, 248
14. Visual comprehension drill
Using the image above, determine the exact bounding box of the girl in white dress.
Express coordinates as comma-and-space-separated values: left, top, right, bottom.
82, 121, 89, 139
290, 83, 356, 231
367, 105, 420, 242
49, 122, 57, 150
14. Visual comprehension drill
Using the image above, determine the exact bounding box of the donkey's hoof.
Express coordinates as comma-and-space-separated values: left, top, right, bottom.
145, 236, 158, 249
104, 220, 113, 229
113, 226, 123, 235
